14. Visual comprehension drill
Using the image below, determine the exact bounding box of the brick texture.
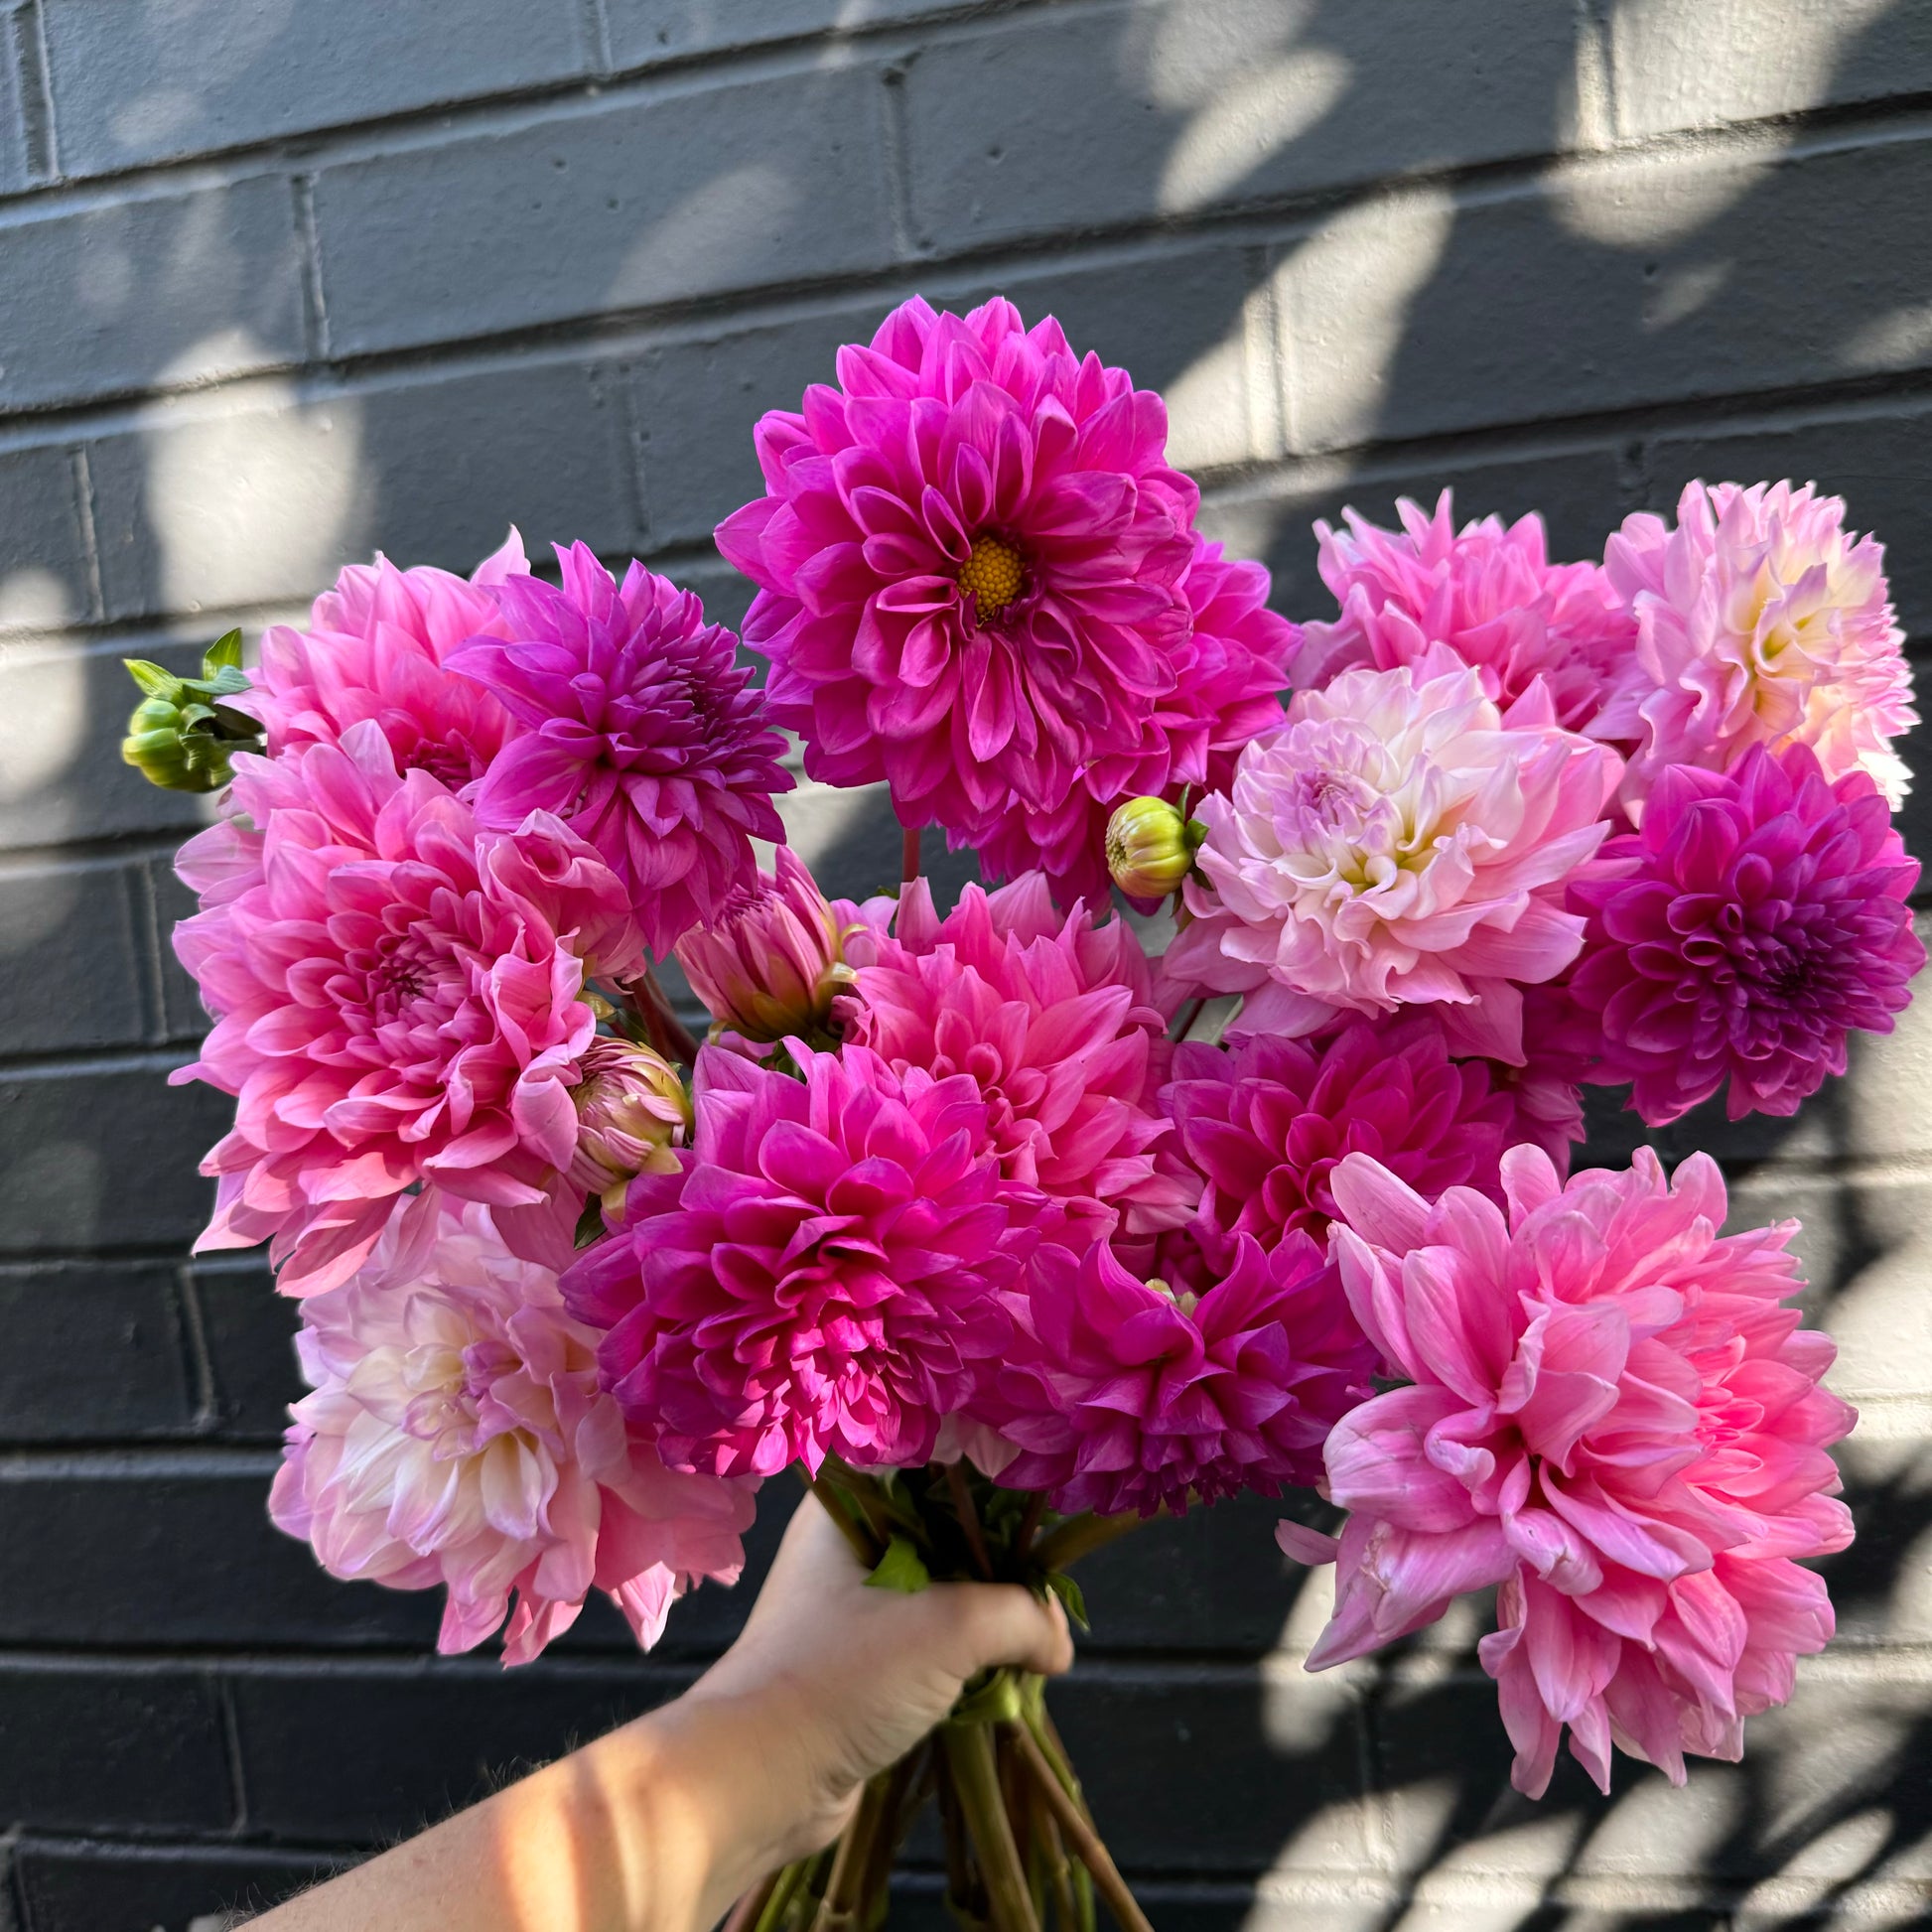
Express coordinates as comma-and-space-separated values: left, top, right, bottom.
4, 2, 1931, 1927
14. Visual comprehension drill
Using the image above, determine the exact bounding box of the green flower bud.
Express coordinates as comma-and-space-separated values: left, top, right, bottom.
1104, 795, 1203, 899
120, 630, 263, 793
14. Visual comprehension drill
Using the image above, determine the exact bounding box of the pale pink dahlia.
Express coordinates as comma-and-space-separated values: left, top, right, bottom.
563, 1043, 1028, 1477
1162, 1015, 1513, 1259
979, 1230, 1377, 1515
1597, 480, 1917, 817
234, 531, 528, 786
448, 543, 791, 958
714, 296, 1208, 897
1165, 644, 1621, 1060
837, 874, 1197, 1245
171, 724, 637, 1295
1570, 744, 1923, 1125
1307, 1145, 1854, 1798
970, 535, 1296, 902
271, 1198, 754, 1664
1291, 493, 1635, 732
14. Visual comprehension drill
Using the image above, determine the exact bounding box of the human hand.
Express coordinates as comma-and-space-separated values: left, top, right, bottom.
658, 1492, 1073, 1883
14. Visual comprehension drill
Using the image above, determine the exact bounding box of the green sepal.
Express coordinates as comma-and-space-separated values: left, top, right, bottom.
1042, 1569, 1090, 1632
123, 657, 183, 701
573, 1198, 607, 1249
203, 628, 244, 675
865, 1534, 931, 1594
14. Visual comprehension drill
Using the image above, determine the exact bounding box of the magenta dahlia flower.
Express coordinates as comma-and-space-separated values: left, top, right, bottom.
1165, 644, 1620, 1059
837, 874, 1197, 1245
969, 535, 1296, 901
1162, 1015, 1513, 1258
1291, 493, 1635, 732
171, 724, 639, 1295
270, 1198, 755, 1664
715, 295, 1212, 895
978, 1229, 1377, 1515
563, 1042, 1029, 1477
1596, 480, 1917, 817
1307, 1145, 1854, 1798
234, 531, 528, 786
1570, 743, 1923, 1124
447, 543, 791, 958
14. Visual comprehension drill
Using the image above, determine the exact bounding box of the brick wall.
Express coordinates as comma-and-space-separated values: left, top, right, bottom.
3, 2, 1931, 1926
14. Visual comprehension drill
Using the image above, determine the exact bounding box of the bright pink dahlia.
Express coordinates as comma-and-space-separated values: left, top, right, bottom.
1166, 644, 1621, 1060
1307, 1145, 1854, 1798
1162, 1015, 1513, 1259
171, 724, 638, 1295
1596, 480, 1917, 817
271, 1198, 755, 1664
1291, 493, 1635, 733
563, 1042, 1028, 1477
837, 874, 1197, 1246
447, 543, 792, 958
1570, 743, 1923, 1125
714, 296, 1205, 890
979, 1230, 1377, 1515
970, 535, 1296, 902
233, 531, 528, 786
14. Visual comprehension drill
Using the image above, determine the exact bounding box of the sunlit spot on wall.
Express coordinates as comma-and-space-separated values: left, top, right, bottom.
0, 865, 78, 954
1548, 141, 1780, 250
610, 164, 797, 310
0, 644, 86, 805
1156, 52, 1348, 213
1735, 1804, 1894, 1920
1572, 1759, 1744, 1879
1843, 304, 1932, 372
1644, 258, 1733, 330
141, 333, 362, 614
0, 566, 74, 631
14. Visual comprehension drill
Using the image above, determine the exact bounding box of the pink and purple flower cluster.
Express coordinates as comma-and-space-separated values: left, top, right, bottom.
153, 290, 1915, 1800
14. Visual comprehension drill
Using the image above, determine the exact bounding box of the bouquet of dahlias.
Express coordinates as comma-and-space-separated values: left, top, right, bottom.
127, 294, 1921, 1931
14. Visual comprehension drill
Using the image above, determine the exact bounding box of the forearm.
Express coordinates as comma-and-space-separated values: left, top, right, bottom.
251, 1690, 797, 1932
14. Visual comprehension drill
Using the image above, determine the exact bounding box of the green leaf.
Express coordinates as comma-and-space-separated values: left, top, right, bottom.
1043, 1569, 1089, 1633
123, 658, 182, 701
865, 1534, 930, 1594
573, 1198, 607, 1249
203, 628, 244, 674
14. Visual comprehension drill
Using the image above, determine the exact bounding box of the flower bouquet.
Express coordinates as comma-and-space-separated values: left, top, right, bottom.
127, 295, 1921, 1930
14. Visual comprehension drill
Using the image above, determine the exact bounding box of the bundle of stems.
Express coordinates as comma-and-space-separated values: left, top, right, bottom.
722, 1459, 1153, 1932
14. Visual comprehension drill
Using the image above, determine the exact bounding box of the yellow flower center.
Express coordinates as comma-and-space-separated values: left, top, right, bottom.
957, 536, 1026, 619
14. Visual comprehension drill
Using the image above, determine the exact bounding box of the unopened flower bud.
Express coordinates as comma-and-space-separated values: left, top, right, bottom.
675, 847, 858, 1044
1105, 795, 1202, 899
120, 630, 263, 793
569, 1037, 690, 1213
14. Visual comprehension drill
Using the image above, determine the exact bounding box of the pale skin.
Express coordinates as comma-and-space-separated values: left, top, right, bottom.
251, 1497, 1073, 1932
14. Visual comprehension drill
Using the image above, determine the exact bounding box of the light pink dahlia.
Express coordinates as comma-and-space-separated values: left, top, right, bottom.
447, 543, 792, 959
979, 1230, 1377, 1515
1165, 644, 1621, 1060
970, 534, 1296, 902
837, 874, 1197, 1246
270, 1198, 755, 1664
234, 530, 528, 786
1596, 480, 1917, 817
714, 295, 1204, 889
562, 1042, 1028, 1477
1307, 1144, 1854, 1798
1292, 493, 1636, 732
171, 724, 638, 1295
1162, 1014, 1512, 1260
1570, 743, 1923, 1125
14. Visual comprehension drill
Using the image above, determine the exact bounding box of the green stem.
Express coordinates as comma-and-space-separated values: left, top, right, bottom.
809, 1767, 896, 1932
947, 1458, 995, 1580
723, 1866, 781, 1932
941, 1723, 1042, 1932
750, 1856, 811, 1932
901, 825, 922, 885
800, 1469, 883, 1568
1029, 1509, 1148, 1575
1005, 1725, 1153, 1932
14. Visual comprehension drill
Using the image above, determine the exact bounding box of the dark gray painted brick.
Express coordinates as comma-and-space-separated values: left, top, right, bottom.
10, 1841, 341, 1932
604, 0, 966, 70
0, 14, 29, 197
312, 67, 897, 359
40, 0, 594, 176
87, 357, 642, 624
1290, 133, 1932, 452
901, 0, 1578, 253
0, 175, 304, 412
0, 446, 92, 630
0, 1666, 230, 1832
229, 1663, 691, 1842
0, 1260, 195, 1442
0, 1064, 233, 1255
186, 1260, 299, 1445
0, 862, 145, 1055
147, 855, 207, 1045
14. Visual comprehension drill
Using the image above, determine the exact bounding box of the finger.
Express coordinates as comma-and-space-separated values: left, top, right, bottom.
940, 1581, 1075, 1680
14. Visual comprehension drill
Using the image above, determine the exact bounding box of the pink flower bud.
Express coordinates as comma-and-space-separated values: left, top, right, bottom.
568, 1037, 689, 1212
674, 847, 861, 1043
